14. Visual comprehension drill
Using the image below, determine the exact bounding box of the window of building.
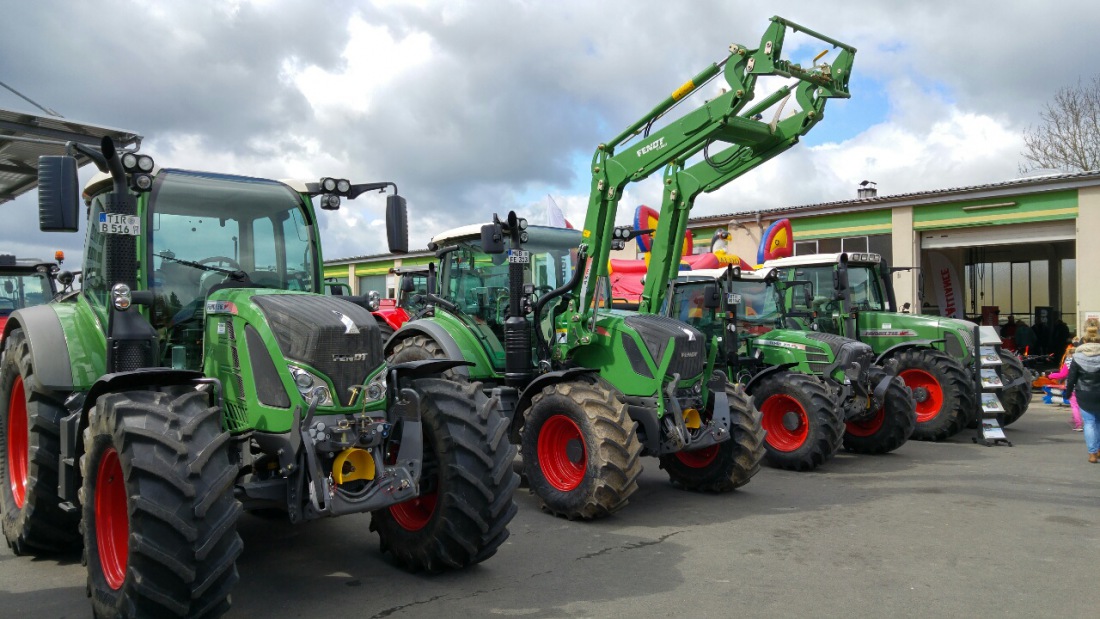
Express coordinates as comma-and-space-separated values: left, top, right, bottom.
841, 236, 869, 253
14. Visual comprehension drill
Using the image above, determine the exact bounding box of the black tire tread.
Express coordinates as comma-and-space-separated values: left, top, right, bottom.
371, 378, 519, 572
658, 383, 765, 492
80, 389, 241, 619
0, 328, 80, 554
997, 350, 1030, 426
892, 348, 974, 441
753, 372, 842, 472
522, 379, 643, 520
842, 369, 916, 455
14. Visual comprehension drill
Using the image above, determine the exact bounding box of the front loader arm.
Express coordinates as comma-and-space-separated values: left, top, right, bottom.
636, 24, 856, 315
568, 16, 855, 349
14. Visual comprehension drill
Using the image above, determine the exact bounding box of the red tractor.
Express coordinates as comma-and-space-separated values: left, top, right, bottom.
372, 265, 430, 340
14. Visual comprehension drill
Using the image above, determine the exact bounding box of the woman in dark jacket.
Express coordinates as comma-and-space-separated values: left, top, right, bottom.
1065, 326, 1100, 462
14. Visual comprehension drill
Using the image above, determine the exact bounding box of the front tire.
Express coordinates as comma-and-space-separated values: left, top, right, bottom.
843, 369, 916, 454
81, 389, 242, 619
892, 349, 973, 441
521, 379, 643, 520
753, 372, 842, 471
0, 328, 80, 554
658, 384, 765, 492
370, 378, 519, 572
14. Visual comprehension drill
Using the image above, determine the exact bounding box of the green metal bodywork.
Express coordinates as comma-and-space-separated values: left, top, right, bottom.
769, 259, 974, 363
45, 168, 388, 435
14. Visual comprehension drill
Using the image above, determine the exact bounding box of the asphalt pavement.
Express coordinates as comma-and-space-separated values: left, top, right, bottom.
2, 397, 1096, 618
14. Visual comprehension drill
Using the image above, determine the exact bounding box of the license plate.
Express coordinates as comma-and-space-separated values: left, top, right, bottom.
507, 250, 530, 264
98, 213, 140, 235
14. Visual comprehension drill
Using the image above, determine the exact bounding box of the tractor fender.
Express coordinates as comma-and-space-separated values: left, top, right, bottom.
51, 369, 210, 505
4, 305, 75, 391
385, 320, 470, 378
743, 363, 798, 395
511, 368, 599, 442
874, 340, 938, 365
81, 369, 208, 415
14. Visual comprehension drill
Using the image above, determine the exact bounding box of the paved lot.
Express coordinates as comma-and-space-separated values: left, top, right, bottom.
2, 397, 1097, 618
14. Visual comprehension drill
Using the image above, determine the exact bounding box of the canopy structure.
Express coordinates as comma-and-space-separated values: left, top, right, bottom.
0, 107, 141, 205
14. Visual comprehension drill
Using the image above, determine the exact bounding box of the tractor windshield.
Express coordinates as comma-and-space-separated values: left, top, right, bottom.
728, 279, 782, 334
777, 264, 886, 312
147, 170, 317, 328
438, 226, 581, 343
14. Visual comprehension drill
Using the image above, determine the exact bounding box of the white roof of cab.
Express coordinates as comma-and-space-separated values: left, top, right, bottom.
431, 223, 485, 245
763, 252, 881, 268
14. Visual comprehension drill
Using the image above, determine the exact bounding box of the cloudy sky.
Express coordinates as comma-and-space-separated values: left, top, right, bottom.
2, 0, 1096, 266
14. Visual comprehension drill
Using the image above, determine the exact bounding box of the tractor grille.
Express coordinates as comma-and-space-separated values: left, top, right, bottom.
805, 348, 831, 375
223, 400, 250, 433
252, 294, 381, 406
622, 314, 706, 379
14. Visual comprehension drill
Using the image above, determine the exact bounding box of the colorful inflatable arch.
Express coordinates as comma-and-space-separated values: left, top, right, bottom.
757, 218, 794, 263
633, 205, 693, 255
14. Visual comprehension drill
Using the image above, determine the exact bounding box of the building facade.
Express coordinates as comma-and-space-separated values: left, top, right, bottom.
324, 171, 1100, 343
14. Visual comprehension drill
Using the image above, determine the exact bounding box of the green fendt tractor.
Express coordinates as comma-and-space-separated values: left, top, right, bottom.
765, 252, 1030, 440
0, 138, 518, 618
389, 217, 764, 519
665, 267, 915, 470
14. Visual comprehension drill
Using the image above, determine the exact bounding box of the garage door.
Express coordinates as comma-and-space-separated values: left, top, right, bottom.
920, 219, 1075, 249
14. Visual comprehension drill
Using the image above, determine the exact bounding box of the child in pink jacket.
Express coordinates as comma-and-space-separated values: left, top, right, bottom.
1050, 352, 1083, 431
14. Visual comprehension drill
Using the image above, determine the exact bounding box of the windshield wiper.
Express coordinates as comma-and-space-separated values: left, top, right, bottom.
158, 253, 249, 282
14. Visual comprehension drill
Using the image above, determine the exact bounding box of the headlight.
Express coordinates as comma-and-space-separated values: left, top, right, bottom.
111, 283, 132, 311
362, 370, 387, 402
288, 364, 333, 406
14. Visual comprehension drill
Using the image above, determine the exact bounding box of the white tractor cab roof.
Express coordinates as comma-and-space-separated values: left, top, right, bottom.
763, 252, 882, 269
673, 267, 768, 282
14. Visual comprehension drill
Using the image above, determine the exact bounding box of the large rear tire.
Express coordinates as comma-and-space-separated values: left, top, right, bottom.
371, 378, 519, 572
0, 328, 80, 554
81, 388, 242, 619
521, 379, 642, 520
892, 348, 973, 441
753, 372, 842, 472
843, 369, 916, 455
658, 384, 764, 492
997, 350, 1030, 426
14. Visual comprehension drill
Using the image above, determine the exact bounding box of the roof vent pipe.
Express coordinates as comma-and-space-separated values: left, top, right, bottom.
858, 180, 877, 199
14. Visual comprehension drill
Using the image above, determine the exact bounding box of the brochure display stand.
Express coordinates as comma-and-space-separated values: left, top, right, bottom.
973, 325, 1012, 447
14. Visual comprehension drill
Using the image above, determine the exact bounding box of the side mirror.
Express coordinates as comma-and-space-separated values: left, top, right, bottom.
401, 275, 415, 293
834, 254, 850, 292
703, 284, 721, 309
480, 223, 505, 254
38, 156, 81, 232
57, 270, 75, 288
386, 194, 408, 254
426, 263, 437, 296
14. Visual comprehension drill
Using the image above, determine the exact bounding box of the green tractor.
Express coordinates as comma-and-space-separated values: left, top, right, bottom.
665, 267, 915, 470
388, 216, 764, 519
765, 252, 1030, 440
386, 16, 858, 518
0, 138, 518, 618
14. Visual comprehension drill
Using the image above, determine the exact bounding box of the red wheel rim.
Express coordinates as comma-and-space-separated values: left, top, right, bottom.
846, 406, 885, 437
95, 448, 128, 590
760, 394, 809, 452
538, 414, 587, 491
898, 369, 944, 423
389, 492, 437, 531
7, 375, 28, 508
675, 444, 719, 468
